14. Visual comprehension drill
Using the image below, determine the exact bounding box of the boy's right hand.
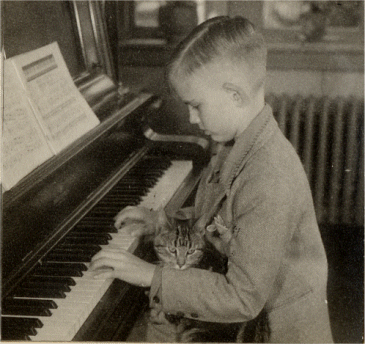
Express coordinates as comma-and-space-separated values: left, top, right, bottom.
114, 206, 157, 237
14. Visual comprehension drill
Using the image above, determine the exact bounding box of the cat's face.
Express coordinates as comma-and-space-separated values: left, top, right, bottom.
153, 210, 205, 270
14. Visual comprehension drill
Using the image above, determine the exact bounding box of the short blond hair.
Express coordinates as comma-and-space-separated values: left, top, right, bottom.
167, 16, 267, 93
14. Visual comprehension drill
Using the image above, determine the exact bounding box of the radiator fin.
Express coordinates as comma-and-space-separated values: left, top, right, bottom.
266, 94, 364, 226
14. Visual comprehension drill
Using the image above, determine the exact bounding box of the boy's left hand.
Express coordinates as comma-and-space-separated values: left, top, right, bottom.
89, 247, 156, 287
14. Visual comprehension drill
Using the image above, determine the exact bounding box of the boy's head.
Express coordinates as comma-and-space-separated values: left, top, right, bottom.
167, 16, 267, 142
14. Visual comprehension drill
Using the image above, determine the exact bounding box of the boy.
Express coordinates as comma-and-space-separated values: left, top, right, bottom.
90, 16, 333, 342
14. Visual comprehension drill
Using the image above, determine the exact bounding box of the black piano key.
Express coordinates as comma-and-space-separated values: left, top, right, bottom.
38, 262, 88, 271
20, 280, 72, 292
133, 173, 163, 180
78, 217, 114, 223
3, 305, 52, 317
88, 206, 122, 212
12, 287, 66, 298
105, 187, 149, 194
110, 184, 149, 191
4, 298, 58, 309
117, 179, 156, 187
2, 325, 32, 340
123, 175, 159, 183
32, 265, 83, 277
75, 221, 116, 230
64, 232, 112, 240
86, 207, 136, 217
89, 206, 136, 214
2, 318, 39, 336
2, 316, 43, 329
76, 218, 115, 224
99, 194, 143, 200
100, 190, 142, 196
59, 236, 110, 245
56, 243, 102, 250
72, 224, 117, 233
24, 275, 76, 286
96, 194, 142, 201
43, 252, 94, 263
51, 245, 101, 256
93, 200, 139, 208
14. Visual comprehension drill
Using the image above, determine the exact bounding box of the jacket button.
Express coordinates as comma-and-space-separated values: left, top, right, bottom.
153, 296, 160, 303
190, 313, 198, 318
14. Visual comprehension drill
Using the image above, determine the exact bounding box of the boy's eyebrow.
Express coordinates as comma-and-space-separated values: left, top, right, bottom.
183, 99, 197, 105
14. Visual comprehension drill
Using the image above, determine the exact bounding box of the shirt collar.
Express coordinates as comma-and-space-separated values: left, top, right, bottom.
220, 104, 276, 191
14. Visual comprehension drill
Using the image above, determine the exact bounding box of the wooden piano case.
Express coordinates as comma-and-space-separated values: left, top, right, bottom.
2, 1, 208, 340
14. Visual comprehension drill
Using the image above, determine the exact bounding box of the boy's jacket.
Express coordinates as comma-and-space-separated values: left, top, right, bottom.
149, 105, 333, 342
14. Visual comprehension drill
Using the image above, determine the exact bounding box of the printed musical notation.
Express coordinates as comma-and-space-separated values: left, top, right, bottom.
2, 42, 100, 191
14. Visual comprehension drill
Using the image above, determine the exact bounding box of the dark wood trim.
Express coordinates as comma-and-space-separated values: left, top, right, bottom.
119, 40, 364, 72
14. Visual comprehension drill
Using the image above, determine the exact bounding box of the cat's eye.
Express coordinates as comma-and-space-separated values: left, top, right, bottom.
187, 248, 195, 254
169, 247, 176, 253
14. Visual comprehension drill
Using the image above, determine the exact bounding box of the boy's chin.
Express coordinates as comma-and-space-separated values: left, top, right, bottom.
210, 133, 234, 143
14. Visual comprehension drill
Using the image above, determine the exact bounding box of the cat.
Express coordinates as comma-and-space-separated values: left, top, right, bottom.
143, 208, 270, 343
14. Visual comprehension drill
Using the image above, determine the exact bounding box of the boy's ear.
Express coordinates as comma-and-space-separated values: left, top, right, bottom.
222, 82, 248, 107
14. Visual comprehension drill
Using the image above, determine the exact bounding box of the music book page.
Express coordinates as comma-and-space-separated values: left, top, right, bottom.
2, 59, 55, 191
10, 42, 100, 154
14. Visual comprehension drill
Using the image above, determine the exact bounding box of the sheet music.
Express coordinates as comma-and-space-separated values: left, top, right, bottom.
2, 59, 54, 190
11, 42, 100, 153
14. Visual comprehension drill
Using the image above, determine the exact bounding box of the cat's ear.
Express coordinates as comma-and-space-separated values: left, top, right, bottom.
194, 213, 209, 235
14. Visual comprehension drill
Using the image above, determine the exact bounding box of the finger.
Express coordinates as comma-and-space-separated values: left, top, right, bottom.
91, 248, 126, 260
92, 268, 114, 280
206, 224, 216, 232
120, 223, 146, 237
90, 249, 127, 263
114, 206, 142, 228
114, 206, 150, 221
89, 257, 122, 271
214, 222, 229, 235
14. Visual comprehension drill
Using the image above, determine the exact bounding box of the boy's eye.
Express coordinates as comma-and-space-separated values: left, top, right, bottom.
188, 104, 199, 111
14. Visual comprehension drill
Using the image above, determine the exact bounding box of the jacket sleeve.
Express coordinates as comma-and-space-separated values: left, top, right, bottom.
149, 171, 302, 323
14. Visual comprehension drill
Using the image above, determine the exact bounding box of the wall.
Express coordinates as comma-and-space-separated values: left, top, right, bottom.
226, 0, 364, 98
266, 70, 364, 98
118, 1, 364, 133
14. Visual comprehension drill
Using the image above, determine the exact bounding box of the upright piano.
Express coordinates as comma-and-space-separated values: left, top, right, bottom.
1, 1, 208, 341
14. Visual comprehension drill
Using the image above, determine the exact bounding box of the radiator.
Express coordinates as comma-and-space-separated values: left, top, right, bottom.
266, 94, 364, 227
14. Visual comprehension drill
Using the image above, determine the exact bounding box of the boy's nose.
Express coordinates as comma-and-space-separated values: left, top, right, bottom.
188, 106, 200, 124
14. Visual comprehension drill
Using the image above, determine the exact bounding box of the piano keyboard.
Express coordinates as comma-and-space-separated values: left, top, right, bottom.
2, 158, 193, 341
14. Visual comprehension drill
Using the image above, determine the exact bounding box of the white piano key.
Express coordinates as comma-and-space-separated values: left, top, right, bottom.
27, 160, 193, 341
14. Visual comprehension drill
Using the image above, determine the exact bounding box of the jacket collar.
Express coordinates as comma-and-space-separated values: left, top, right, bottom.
219, 104, 277, 191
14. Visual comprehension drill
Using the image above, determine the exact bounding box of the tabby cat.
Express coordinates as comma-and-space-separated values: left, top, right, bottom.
144, 209, 270, 343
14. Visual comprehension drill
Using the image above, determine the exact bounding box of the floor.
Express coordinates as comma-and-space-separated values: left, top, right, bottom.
321, 224, 364, 343
126, 224, 364, 343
